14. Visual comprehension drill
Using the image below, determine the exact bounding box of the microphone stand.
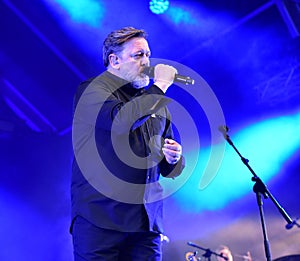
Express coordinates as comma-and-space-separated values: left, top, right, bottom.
187, 242, 228, 261
219, 126, 296, 261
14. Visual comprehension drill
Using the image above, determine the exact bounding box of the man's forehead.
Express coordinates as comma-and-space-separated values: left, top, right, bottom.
123, 37, 149, 51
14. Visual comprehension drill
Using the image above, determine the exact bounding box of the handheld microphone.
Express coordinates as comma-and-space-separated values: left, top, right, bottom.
142, 66, 195, 85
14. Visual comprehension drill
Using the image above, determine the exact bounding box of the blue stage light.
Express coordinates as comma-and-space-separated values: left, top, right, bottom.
149, 0, 169, 14
163, 110, 300, 213
51, 0, 105, 27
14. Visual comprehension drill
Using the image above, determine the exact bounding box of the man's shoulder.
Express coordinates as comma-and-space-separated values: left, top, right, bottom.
78, 76, 96, 89
79, 71, 108, 87
76, 72, 109, 93
80, 71, 124, 89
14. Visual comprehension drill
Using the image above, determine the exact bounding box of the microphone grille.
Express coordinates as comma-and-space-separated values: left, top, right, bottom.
142, 66, 155, 77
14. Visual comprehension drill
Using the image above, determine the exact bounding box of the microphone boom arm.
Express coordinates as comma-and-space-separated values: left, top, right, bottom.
187, 242, 228, 261
219, 125, 297, 261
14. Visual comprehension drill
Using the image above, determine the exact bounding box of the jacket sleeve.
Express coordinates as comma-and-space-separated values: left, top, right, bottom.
159, 109, 185, 178
159, 156, 185, 178
75, 78, 172, 134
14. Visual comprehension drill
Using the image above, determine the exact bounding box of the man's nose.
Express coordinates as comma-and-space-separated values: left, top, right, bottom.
141, 56, 150, 66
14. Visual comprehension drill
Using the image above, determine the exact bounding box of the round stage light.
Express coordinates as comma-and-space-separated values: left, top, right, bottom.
149, 0, 169, 14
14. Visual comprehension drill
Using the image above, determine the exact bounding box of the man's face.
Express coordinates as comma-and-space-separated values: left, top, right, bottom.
117, 37, 151, 88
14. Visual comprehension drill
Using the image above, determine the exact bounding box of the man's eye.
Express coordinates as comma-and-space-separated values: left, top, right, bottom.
131, 52, 150, 59
134, 53, 144, 58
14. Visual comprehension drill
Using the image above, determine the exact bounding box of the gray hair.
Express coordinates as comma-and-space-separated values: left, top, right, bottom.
103, 26, 147, 67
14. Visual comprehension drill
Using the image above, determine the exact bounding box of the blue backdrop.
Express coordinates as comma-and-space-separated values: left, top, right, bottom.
0, 0, 299, 260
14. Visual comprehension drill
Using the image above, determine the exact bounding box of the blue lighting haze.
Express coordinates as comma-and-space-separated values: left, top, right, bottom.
53, 0, 105, 27
167, 111, 300, 213
167, 6, 197, 25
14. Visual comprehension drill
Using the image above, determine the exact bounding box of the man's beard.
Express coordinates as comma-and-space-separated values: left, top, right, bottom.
131, 75, 150, 89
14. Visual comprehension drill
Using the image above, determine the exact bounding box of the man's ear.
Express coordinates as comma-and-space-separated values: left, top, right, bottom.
109, 54, 120, 69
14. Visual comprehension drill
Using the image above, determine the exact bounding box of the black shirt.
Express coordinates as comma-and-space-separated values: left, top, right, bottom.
71, 71, 184, 233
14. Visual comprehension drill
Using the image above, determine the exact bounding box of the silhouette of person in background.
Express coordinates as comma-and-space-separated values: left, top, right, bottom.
216, 245, 252, 261
184, 244, 252, 261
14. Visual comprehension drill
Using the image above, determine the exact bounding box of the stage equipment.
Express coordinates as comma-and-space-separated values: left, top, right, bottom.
149, 0, 169, 14
185, 251, 199, 261
274, 255, 300, 261
187, 242, 228, 261
218, 125, 299, 261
